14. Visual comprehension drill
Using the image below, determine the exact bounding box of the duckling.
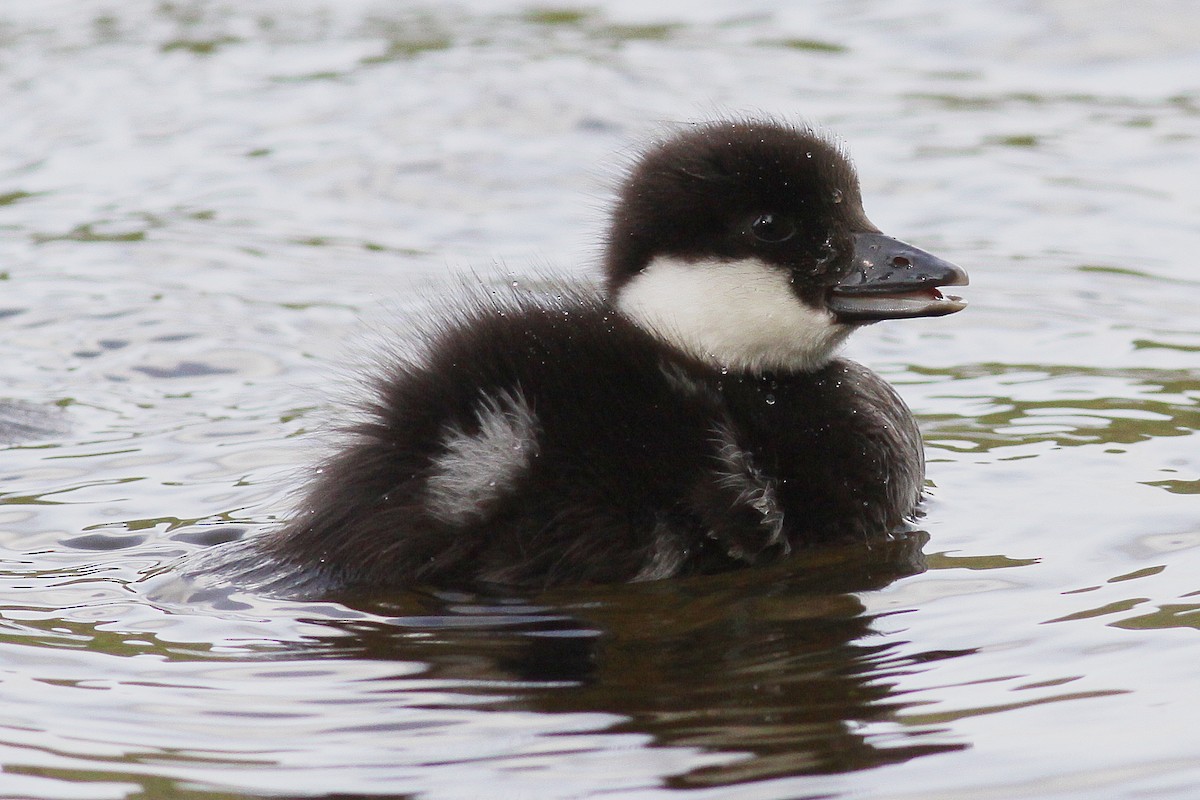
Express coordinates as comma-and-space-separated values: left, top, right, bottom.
254, 119, 967, 593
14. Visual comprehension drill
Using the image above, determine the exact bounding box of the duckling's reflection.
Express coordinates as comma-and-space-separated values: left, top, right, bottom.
308, 532, 968, 787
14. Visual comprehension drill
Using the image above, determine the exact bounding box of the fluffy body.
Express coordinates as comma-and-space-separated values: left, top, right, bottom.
220, 119, 966, 595
256, 287, 924, 592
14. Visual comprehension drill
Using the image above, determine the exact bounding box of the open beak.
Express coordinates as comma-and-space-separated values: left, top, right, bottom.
828, 232, 969, 322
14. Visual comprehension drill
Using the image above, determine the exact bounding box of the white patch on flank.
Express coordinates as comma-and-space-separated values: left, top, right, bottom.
711, 422, 786, 554
616, 256, 852, 373
426, 389, 539, 526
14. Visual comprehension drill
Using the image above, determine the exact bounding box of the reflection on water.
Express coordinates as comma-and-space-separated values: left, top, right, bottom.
0, 531, 973, 797
917, 363, 1199, 451
312, 534, 964, 788
0, 401, 69, 445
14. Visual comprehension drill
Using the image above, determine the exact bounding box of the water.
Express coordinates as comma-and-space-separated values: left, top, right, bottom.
2, 1, 1198, 797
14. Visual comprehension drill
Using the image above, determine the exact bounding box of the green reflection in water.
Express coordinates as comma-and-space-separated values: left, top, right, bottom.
0, 477, 144, 507
1078, 264, 1162, 279
33, 223, 147, 244
4, 767, 256, 800
0, 614, 212, 660
897, 688, 1129, 726
1144, 479, 1200, 494
0, 190, 38, 207
915, 362, 1199, 452
597, 22, 678, 41
1112, 603, 1200, 630
773, 38, 848, 54
525, 8, 591, 25
358, 11, 453, 65
521, 7, 678, 42
1134, 339, 1200, 353
986, 133, 1040, 147
927, 552, 1040, 571
161, 36, 241, 55
1045, 598, 1149, 624
361, 35, 453, 64
1109, 565, 1168, 583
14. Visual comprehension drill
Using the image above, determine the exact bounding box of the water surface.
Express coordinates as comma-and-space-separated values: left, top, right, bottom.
1, 1, 1198, 798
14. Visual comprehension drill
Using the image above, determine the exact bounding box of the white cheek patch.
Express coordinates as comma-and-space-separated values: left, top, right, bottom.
616, 256, 852, 373
425, 389, 539, 526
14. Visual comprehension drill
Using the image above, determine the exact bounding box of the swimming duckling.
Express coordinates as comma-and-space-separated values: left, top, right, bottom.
256, 119, 967, 593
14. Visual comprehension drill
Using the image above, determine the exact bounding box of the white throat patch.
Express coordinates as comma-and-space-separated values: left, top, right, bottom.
615, 256, 852, 373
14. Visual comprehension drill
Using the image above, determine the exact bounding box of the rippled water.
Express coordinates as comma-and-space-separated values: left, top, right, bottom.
2, 1, 1198, 798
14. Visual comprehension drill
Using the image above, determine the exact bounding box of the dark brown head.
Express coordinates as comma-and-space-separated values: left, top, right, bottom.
606, 120, 967, 373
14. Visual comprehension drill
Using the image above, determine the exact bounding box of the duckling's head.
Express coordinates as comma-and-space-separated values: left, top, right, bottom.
606, 119, 967, 374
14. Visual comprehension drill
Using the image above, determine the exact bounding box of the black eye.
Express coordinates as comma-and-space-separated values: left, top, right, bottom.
750, 213, 797, 243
